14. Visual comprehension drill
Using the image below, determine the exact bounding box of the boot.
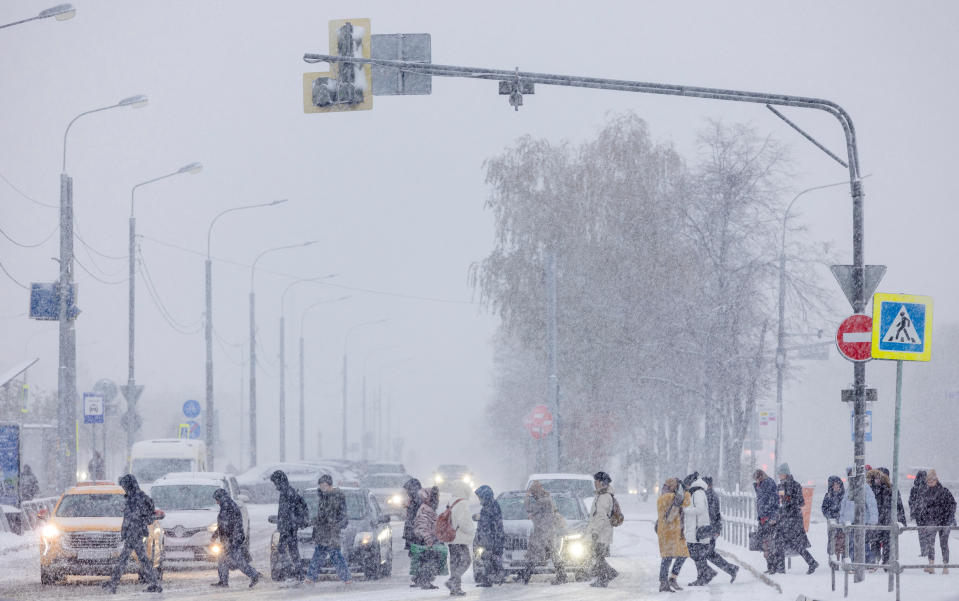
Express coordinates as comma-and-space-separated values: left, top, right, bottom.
943, 568, 950, 575
551, 570, 568, 585
659, 579, 673, 592
728, 565, 739, 583
807, 559, 820, 575
668, 576, 683, 591
925, 558, 935, 574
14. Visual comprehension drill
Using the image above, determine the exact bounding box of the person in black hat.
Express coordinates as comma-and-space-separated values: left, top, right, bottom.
102, 475, 161, 594
586, 471, 618, 587
271, 470, 307, 582
211, 488, 260, 587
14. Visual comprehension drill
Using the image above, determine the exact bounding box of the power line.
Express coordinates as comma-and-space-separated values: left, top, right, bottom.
137, 244, 202, 335
74, 257, 127, 285
0, 260, 28, 289
0, 170, 56, 209
0, 222, 57, 248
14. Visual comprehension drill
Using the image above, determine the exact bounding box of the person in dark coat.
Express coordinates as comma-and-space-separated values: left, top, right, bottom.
700, 476, 739, 582
921, 470, 956, 574
753, 469, 781, 574
211, 488, 260, 587
88, 450, 106, 481
868, 468, 906, 566
306, 474, 352, 583
19, 464, 39, 502
102, 475, 161, 593
909, 470, 931, 559
772, 464, 818, 574
473, 484, 505, 587
517, 480, 566, 585
270, 470, 306, 581
402, 477, 423, 552
822, 476, 845, 559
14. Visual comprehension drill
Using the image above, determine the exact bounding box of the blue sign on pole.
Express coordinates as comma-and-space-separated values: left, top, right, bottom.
0, 424, 20, 506
185, 420, 202, 440
850, 410, 873, 442
182, 400, 201, 419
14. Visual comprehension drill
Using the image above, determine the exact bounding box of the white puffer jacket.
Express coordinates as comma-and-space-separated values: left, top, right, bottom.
682, 478, 710, 543
449, 497, 475, 546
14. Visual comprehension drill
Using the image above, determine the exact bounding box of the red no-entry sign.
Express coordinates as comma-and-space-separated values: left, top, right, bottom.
522, 404, 554, 440
837, 314, 873, 362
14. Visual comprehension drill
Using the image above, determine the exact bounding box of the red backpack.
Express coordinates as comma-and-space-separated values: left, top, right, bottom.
435, 499, 463, 543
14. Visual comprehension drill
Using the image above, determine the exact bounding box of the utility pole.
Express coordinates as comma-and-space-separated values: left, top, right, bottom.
546, 251, 560, 472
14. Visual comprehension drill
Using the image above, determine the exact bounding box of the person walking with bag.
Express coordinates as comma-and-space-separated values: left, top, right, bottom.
442, 491, 474, 596
822, 475, 846, 560
754, 469, 781, 574
701, 476, 739, 582
412, 486, 442, 589
473, 484, 505, 587
587, 471, 619, 588
270, 470, 307, 582
909, 469, 931, 560
656, 478, 689, 592
773, 464, 818, 574
102, 475, 161, 594
683, 473, 716, 586
517, 480, 567, 585
306, 475, 352, 584
210, 488, 260, 588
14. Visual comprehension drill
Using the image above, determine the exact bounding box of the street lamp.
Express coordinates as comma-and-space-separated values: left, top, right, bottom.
0, 3, 75, 30
278, 274, 337, 461
124, 163, 202, 457
361, 347, 401, 461
248, 241, 316, 467
56, 94, 148, 492
342, 319, 388, 458
298, 295, 350, 460
377, 358, 413, 461
772, 179, 849, 472
205, 199, 287, 469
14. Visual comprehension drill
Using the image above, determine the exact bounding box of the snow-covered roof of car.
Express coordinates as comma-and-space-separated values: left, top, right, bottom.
161, 471, 230, 481
527, 473, 594, 481
152, 474, 225, 487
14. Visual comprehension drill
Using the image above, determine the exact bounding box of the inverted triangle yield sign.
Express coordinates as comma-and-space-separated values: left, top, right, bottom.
830, 265, 886, 310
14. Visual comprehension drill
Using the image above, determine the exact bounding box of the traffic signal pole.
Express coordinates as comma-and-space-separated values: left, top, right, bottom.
306, 53, 870, 578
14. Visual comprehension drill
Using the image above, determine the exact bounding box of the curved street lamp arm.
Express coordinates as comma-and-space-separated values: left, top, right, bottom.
299, 296, 350, 337
207, 199, 287, 259
250, 240, 316, 291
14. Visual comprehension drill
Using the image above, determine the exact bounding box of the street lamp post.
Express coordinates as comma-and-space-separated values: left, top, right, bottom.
0, 3, 75, 30
248, 241, 316, 468
57, 94, 147, 492
341, 319, 388, 459
126, 163, 202, 457
205, 199, 287, 469
298, 296, 350, 460
278, 275, 337, 461
772, 180, 849, 472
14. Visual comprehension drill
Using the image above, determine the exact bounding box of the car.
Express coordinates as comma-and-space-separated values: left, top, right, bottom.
150, 473, 249, 563
526, 473, 596, 510
432, 464, 475, 499
37, 481, 165, 585
236, 463, 341, 503
268, 487, 392, 581
472, 490, 591, 582
361, 472, 413, 518
128, 439, 207, 488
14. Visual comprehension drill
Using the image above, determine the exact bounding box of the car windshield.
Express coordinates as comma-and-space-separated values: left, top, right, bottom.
538, 479, 594, 498
363, 474, 408, 488
56, 494, 125, 518
367, 463, 404, 474
554, 496, 583, 520
131, 458, 194, 483
151, 484, 220, 510
497, 495, 582, 521
304, 491, 368, 522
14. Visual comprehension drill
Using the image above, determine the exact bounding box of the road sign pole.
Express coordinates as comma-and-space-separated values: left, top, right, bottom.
852, 179, 867, 582
889, 359, 903, 598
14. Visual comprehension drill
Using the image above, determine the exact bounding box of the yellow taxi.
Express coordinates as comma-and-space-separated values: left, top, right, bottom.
38, 481, 165, 585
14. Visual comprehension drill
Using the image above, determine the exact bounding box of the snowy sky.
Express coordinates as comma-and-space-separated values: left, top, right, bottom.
2, 1, 958, 486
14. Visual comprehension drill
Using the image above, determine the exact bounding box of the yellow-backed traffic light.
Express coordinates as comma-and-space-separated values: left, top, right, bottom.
303, 18, 372, 113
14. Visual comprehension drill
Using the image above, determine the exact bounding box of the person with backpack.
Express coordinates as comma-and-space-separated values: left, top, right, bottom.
270, 470, 307, 582
102, 475, 161, 594
772, 464, 818, 574
701, 476, 739, 582
438, 491, 474, 596
681, 473, 716, 586
586, 471, 619, 588
412, 486, 442, 589
517, 480, 567, 585
473, 484, 506, 587
211, 488, 260, 588
306, 474, 352, 584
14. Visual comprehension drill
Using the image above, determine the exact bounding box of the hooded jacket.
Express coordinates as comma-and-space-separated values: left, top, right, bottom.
840, 481, 879, 524
474, 485, 504, 553
402, 478, 423, 548
413, 488, 440, 546
656, 483, 690, 558
822, 476, 844, 521
213, 488, 246, 549
118, 474, 155, 543
270, 470, 305, 534
682, 477, 710, 543
868, 469, 906, 526
754, 474, 779, 522
909, 470, 929, 524
312, 486, 347, 547
776, 474, 811, 552
525, 482, 560, 552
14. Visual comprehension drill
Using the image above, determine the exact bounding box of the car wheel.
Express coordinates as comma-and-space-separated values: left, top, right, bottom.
270, 550, 286, 582
364, 549, 379, 581
40, 567, 61, 585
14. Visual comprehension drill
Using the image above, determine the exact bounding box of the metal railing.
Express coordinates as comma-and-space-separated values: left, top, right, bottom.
828, 521, 958, 601
715, 487, 757, 547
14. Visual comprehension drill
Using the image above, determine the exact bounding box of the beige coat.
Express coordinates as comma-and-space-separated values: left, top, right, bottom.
586, 486, 614, 545
657, 492, 690, 558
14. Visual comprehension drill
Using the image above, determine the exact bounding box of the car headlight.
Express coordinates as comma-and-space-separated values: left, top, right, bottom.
434, 474, 444, 484
355, 532, 373, 546
475, 546, 484, 558
628, 488, 638, 495
566, 540, 586, 559
377, 528, 390, 542
462, 475, 472, 484
208, 523, 218, 532
41, 523, 60, 539
388, 494, 403, 505
209, 542, 222, 555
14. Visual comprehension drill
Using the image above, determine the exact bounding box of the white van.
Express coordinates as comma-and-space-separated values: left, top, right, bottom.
129, 439, 207, 486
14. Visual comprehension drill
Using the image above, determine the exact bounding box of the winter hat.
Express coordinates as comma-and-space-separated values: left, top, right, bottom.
703, 476, 713, 487
682, 472, 699, 488
270, 470, 289, 487
776, 463, 791, 476
213, 488, 229, 503
318, 474, 333, 486
927, 469, 939, 483
593, 471, 612, 485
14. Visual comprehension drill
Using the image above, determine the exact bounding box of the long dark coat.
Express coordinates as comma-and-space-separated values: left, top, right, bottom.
271, 471, 304, 534
312, 488, 347, 547
118, 474, 155, 544
473, 485, 505, 554
402, 478, 423, 549
775, 475, 810, 552
923, 483, 957, 527
909, 471, 929, 524
755, 476, 779, 522
870, 471, 906, 526
821, 476, 844, 521
213, 489, 246, 549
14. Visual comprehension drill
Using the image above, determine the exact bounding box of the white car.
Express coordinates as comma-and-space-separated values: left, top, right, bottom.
525, 473, 597, 511
150, 473, 249, 563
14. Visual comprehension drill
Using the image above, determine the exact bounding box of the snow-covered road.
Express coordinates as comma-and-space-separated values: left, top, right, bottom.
0, 495, 955, 600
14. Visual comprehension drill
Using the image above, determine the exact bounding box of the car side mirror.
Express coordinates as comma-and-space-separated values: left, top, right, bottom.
154, 510, 165, 521
377, 514, 391, 525
268, 515, 277, 524
237, 494, 250, 503
472, 513, 480, 522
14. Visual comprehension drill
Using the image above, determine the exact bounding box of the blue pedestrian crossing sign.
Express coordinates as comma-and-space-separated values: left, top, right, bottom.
871, 293, 933, 361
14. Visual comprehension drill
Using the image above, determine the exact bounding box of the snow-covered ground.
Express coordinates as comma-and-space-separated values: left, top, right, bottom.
0, 495, 955, 599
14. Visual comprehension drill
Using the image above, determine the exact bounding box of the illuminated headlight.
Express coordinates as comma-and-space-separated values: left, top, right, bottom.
434, 474, 444, 484
208, 523, 218, 532
474, 546, 484, 558
628, 488, 638, 495
355, 532, 373, 546
462, 475, 472, 484
388, 494, 403, 506
566, 540, 586, 559
377, 529, 390, 542
209, 542, 222, 555
41, 523, 60, 539
77, 471, 89, 481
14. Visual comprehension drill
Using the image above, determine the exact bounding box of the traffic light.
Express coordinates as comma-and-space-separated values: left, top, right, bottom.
303, 18, 372, 113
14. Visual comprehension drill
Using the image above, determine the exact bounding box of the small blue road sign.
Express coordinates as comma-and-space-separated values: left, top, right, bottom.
185, 420, 202, 440
182, 399, 201, 418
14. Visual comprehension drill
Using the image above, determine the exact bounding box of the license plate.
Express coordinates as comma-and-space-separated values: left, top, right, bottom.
166, 551, 194, 560
509, 550, 525, 561
78, 549, 114, 560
